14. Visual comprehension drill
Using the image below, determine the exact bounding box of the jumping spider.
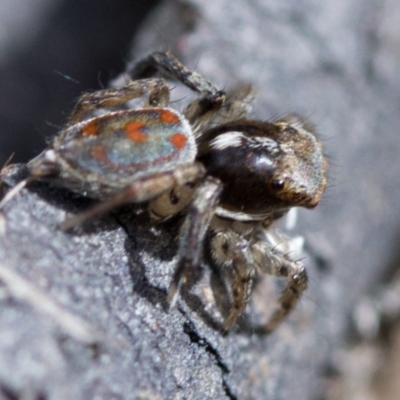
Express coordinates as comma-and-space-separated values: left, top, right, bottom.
20, 52, 327, 332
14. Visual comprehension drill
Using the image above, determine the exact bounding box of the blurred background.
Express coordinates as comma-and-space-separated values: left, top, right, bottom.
0, 0, 160, 165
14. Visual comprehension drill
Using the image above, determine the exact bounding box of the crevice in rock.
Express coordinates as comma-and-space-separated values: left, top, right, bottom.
183, 321, 237, 400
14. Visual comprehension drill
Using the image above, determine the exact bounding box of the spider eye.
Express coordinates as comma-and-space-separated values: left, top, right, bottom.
169, 190, 180, 205
270, 179, 286, 191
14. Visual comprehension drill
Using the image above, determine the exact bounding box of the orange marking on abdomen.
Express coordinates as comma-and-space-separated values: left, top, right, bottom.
82, 120, 98, 136
159, 109, 180, 124
124, 121, 147, 143
170, 133, 188, 149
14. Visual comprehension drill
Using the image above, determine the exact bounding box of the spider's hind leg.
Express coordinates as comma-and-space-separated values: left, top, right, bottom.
61, 163, 206, 231
69, 78, 170, 124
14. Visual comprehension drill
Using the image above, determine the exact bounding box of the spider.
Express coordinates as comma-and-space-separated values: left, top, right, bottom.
18, 52, 327, 332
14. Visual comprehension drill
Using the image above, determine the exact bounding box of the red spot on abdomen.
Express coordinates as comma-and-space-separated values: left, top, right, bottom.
124, 121, 147, 143
170, 133, 188, 149
91, 144, 109, 164
159, 110, 180, 124
82, 120, 98, 136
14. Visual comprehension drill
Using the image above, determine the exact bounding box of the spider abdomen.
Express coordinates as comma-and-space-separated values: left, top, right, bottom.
28, 108, 196, 197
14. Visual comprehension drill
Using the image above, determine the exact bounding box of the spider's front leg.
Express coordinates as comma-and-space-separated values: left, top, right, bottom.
209, 226, 258, 331
253, 239, 308, 333
220, 236, 257, 332
167, 176, 222, 306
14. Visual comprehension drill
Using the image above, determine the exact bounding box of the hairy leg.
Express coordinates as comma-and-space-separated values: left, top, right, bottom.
167, 176, 222, 306
61, 163, 205, 231
130, 52, 226, 125
69, 78, 170, 123
253, 240, 308, 332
